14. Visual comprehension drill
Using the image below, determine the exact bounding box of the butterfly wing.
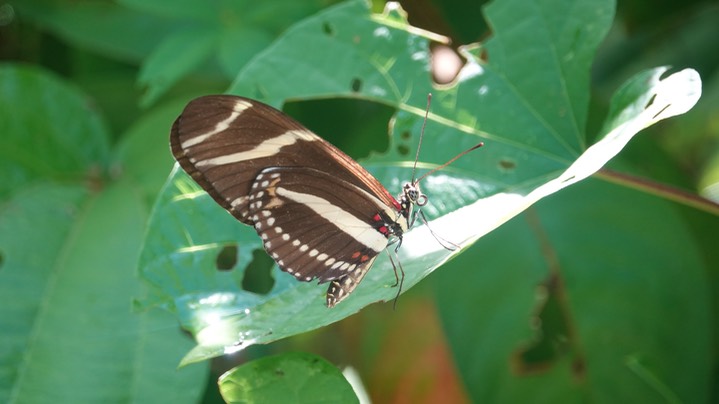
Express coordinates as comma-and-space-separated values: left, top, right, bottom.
170, 95, 400, 225
247, 167, 397, 306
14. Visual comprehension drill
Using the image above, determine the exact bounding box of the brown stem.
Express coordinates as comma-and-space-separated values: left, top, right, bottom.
596, 168, 719, 216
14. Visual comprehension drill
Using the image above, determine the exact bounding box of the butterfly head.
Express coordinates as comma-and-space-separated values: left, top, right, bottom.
398, 181, 427, 224
404, 182, 427, 206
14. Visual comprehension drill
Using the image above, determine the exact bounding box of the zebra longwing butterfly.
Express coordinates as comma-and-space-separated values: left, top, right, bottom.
170, 95, 481, 307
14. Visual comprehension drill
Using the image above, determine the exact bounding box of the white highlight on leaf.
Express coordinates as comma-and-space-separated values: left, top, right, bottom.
373, 26, 390, 38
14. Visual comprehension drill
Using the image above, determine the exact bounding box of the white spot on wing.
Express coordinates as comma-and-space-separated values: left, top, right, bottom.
231, 196, 247, 207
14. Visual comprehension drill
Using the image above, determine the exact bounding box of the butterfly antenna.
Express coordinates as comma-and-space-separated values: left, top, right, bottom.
411, 93, 433, 184
416, 141, 484, 184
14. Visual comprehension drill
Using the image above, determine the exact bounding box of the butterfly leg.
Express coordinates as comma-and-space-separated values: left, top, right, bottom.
386, 247, 405, 310
418, 210, 460, 251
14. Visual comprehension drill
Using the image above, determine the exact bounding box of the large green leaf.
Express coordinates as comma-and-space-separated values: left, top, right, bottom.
0, 65, 206, 402
138, 0, 701, 363
435, 178, 711, 403
16, 0, 335, 106
13, 1, 172, 63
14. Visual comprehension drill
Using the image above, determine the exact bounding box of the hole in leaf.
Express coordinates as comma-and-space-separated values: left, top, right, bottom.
652, 103, 671, 119
283, 98, 392, 159
400, 130, 411, 140
478, 47, 489, 63
322, 21, 334, 36
510, 272, 575, 376
350, 77, 362, 92
0, 249, 4, 270
397, 144, 410, 156
644, 93, 657, 110
241, 249, 275, 295
498, 158, 516, 171
431, 44, 462, 85
216, 244, 238, 271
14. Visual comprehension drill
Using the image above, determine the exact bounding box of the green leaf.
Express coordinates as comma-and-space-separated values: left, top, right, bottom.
435, 178, 711, 403
218, 352, 358, 404
217, 26, 275, 78
138, 29, 218, 107
139, 0, 701, 363
14, 0, 174, 62
118, 0, 220, 22
17, 0, 335, 105
110, 99, 187, 204
0, 64, 110, 197
0, 65, 206, 402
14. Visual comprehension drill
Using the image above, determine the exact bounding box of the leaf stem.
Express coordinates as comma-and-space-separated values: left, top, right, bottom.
596, 169, 719, 216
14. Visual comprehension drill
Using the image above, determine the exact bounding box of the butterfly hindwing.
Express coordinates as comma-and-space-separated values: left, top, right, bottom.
327, 256, 377, 308
246, 167, 395, 288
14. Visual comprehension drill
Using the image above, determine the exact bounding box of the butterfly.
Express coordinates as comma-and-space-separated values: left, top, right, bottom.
170, 95, 481, 307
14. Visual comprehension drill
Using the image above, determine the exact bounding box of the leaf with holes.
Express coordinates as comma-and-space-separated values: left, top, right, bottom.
435, 178, 712, 402
138, 0, 701, 363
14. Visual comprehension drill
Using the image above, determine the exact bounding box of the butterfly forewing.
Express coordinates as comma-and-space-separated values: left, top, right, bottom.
171, 95, 407, 306
171, 95, 400, 225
